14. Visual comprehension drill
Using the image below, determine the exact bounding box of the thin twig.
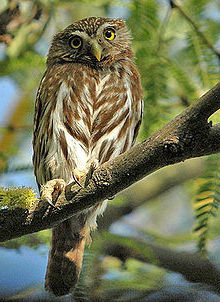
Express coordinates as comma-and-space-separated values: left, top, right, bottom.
157, 2, 172, 53
171, 0, 220, 61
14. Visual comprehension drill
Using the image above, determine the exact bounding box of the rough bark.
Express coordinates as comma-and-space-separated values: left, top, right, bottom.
1, 81, 220, 242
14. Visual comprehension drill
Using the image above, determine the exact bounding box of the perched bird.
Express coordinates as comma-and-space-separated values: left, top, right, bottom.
33, 16, 143, 296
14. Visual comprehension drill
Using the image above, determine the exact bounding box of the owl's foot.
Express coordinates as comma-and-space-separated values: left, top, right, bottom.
73, 162, 97, 188
40, 179, 66, 208
85, 162, 97, 187
73, 169, 85, 188
73, 169, 87, 188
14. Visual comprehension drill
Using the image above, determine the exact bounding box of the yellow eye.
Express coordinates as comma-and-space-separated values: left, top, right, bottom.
69, 36, 82, 49
104, 28, 115, 41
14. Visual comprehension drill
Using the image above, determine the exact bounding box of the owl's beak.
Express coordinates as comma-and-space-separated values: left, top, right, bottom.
90, 40, 102, 61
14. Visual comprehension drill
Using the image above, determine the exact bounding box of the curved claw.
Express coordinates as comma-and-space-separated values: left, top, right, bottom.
40, 179, 66, 208
72, 174, 83, 188
42, 197, 57, 209
85, 162, 97, 187
108, 196, 115, 200
72, 161, 98, 189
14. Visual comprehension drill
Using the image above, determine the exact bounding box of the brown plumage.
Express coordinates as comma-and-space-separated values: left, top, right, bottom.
33, 17, 143, 296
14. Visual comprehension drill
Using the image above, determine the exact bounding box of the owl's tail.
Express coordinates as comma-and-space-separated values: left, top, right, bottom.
45, 219, 89, 296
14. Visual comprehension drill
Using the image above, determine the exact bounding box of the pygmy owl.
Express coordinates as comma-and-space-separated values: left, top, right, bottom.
33, 16, 143, 296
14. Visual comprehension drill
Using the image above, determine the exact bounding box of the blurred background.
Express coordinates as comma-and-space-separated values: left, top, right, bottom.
0, 0, 220, 301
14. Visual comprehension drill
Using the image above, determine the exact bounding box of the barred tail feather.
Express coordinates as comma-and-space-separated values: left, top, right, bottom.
45, 220, 87, 296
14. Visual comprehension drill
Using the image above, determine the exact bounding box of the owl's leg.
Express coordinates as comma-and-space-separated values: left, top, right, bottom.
41, 179, 66, 208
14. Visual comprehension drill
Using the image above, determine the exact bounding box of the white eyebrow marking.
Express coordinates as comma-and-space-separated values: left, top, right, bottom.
71, 31, 89, 39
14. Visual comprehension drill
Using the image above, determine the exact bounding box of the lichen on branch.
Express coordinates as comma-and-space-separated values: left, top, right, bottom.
0, 186, 37, 210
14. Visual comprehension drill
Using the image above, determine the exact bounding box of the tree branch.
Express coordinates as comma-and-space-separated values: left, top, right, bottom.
101, 233, 220, 291
1, 82, 220, 242
98, 159, 204, 230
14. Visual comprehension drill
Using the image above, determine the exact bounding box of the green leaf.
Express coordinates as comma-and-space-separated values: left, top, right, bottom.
193, 154, 220, 254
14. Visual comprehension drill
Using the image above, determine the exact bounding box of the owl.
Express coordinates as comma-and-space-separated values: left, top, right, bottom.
33, 17, 143, 296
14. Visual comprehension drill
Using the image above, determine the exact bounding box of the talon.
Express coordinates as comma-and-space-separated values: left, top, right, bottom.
73, 174, 83, 188
73, 162, 98, 188
85, 162, 96, 187
52, 182, 65, 202
40, 179, 66, 208
73, 168, 88, 188
43, 197, 57, 209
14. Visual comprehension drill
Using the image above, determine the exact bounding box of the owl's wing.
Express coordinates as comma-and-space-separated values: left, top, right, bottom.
33, 74, 45, 141
33, 72, 52, 187
132, 98, 144, 146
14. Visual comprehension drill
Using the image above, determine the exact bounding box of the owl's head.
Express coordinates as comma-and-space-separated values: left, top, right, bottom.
47, 17, 133, 68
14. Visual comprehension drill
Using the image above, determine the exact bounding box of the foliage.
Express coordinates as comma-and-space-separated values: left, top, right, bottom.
193, 155, 220, 256
0, 186, 37, 209
0, 230, 51, 249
